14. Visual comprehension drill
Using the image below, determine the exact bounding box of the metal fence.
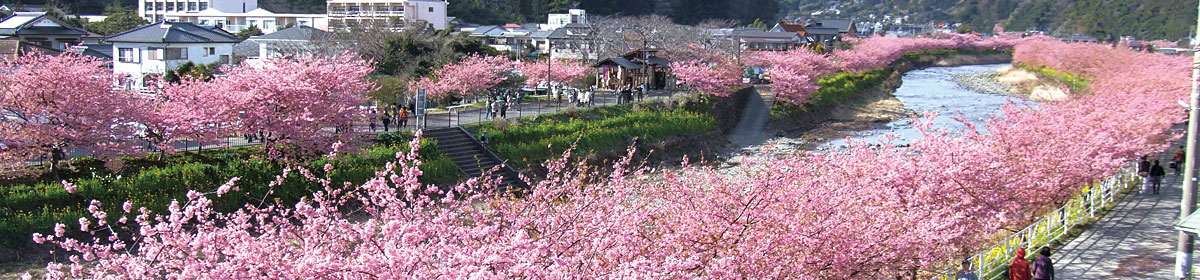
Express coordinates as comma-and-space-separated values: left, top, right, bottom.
931, 166, 1138, 280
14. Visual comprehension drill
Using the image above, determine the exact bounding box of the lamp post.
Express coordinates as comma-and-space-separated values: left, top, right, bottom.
1178, 1, 1200, 279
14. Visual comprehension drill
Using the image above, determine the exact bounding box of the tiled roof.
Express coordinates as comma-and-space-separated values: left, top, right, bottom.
250, 26, 333, 41
0, 12, 87, 36
106, 22, 239, 44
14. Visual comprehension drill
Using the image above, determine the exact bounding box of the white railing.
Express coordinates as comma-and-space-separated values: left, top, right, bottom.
931, 166, 1138, 280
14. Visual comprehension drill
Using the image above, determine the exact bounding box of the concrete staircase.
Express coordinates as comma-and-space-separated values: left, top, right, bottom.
423, 127, 527, 191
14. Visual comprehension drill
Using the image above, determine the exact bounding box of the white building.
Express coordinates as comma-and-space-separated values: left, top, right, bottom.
242, 25, 348, 67
541, 8, 586, 30
139, 0, 328, 34
326, 0, 448, 30
107, 22, 239, 88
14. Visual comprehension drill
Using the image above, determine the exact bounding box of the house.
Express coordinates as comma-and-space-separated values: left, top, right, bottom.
768, 22, 806, 36
809, 19, 857, 38
241, 25, 346, 66
327, 0, 449, 30
541, 8, 586, 30
733, 29, 804, 51
106, 21, 239, 88
804, 27, 840, 48
0, 38, 61, 60
593, 48, 671, 90
0, 12, 89, 50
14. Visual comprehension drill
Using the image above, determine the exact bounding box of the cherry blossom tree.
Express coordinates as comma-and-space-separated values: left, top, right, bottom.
750, 49, 838, 104
0, 52, 146, 170
412, 54, 515, 99
209, 52, 373, 159
518, 58, 590, 88
30, 36, 1189, 279
669, 44, 742, 96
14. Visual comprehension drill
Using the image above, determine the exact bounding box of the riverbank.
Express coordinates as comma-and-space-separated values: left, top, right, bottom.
758, 51, 1013, 152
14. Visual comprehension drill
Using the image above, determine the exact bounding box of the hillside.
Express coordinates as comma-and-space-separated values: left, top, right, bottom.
778, 0, 1196, 40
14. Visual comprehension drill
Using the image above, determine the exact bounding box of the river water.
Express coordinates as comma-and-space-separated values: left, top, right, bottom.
818, 63, 1020, 149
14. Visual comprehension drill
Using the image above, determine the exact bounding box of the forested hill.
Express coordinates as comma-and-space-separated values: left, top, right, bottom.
778, 0, 1196, 40
14, 0, 1195, 40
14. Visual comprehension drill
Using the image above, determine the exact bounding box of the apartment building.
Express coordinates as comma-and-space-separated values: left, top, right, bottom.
138, 0, 328, 34
326, 0, 448, 30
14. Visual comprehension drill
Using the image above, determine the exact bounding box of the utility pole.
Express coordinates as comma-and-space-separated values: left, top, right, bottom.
1177, 0, 1200, 278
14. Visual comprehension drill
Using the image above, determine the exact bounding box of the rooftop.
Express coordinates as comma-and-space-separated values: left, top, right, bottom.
107, 22, 240, 44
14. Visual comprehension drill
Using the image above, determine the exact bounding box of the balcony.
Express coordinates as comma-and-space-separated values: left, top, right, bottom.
328, 10, 405, 17
223, 24, 247, 32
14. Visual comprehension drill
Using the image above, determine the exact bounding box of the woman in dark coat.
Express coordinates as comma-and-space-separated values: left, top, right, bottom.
1032, 247, 1054, 280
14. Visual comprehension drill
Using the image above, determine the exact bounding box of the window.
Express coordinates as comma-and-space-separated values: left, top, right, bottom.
348, 6, 360, 15
145, 1, 153, 10
199, 2, 207, 10
248, 20, 257, 27
298, 20, 309, 26
164, 48, 188, 60
146, 48, 162, 60
118, 48, 137, 63
188, 2, 196, 11
204, 47, 216, 56
428, 7, 433, 12
200, 20, 209, 25
155, 2, 163, 10
166, 2, 174, 11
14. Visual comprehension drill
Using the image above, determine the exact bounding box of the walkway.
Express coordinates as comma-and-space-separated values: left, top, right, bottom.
1056, 131, 1192, 279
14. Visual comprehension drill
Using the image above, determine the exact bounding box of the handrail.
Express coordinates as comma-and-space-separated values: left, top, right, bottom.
931, 166, 1137, 280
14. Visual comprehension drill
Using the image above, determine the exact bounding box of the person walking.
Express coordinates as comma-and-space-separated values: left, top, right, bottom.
369, 109, 377, 132
957, 259, 979, 280
499, 94, 508, 118
1032, 248, 1054, 280
491, 96, 502, 119
638, 83, 646, 102
1151, 160, 1166, 195
1009, 248, 1032, 280
1173, 145, 1186, 176
1139, 156, 1152, 194
381, 112, 392, 132
398, 108, 409, 128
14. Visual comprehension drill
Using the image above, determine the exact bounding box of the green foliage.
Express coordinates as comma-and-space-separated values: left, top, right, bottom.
164, 62, 220, 83
746, 18, 768, 29
469, 103, 715, 168
83, 2, 148, 36
0, 139, 459, 249
237, 25, 264, 40
1016, 63, 1090, 94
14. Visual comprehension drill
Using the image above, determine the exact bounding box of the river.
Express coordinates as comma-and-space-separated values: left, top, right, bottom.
817, 63, 1020, 150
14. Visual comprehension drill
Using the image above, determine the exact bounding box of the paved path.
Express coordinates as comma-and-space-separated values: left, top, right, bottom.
1056, 132, 1192, 279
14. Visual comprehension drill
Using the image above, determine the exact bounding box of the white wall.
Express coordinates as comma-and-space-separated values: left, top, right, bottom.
407, 0, 447, 30
112, 42, 235, 88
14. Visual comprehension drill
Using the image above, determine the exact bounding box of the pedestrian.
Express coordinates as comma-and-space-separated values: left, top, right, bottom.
398, 108, 409, 128
1009, 248, 1032, 280
1032, 248, 1054, 280
381, 112, 391, 132
369, 110, 377, 132
1174, 145, 1186, 176
957, 259, 979, 280
479, 132, 489, 144
1139, 156, 1152, 194
492, 96, 502, 119
638, 83, 646, 101
1151, 160, 1166, 195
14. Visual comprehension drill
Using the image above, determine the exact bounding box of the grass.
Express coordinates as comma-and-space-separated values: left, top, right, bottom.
771, 68, 891, 118
0, 132, 459, 249
466, 95, 717, 168
1015, 62, 1091, 94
